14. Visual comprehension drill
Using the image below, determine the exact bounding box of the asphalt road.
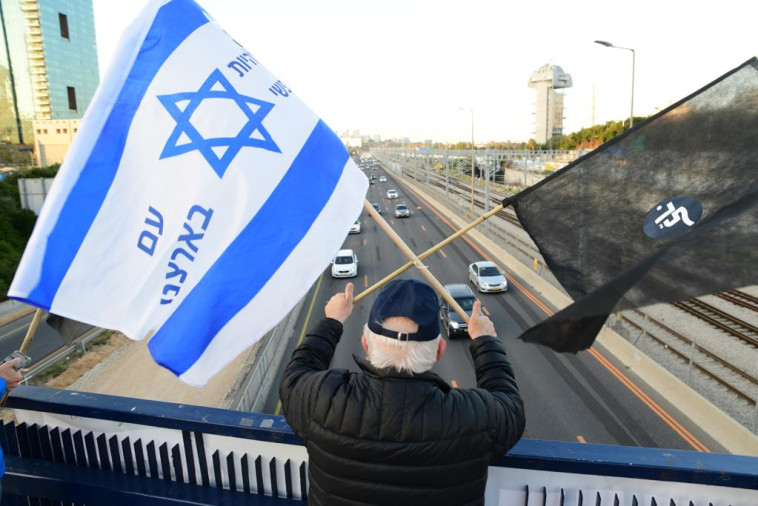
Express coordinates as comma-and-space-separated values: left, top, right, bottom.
264, 165, 724, 453
0, 311, 93, 368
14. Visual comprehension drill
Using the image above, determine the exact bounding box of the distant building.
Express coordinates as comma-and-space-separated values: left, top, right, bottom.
528, 64, 572, 145
32, 117, 79, 165
339, 131, 362, 148
0, 0, 99, 145
361, 134, 382, 144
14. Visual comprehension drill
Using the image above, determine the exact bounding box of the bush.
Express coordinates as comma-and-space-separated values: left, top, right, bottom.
0, 165, 60, 300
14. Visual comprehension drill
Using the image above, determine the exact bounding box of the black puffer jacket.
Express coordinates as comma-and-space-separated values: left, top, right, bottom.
279, 318, 525, 506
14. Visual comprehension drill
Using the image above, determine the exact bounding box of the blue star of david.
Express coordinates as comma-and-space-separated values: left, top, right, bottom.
158, 68, 280, 178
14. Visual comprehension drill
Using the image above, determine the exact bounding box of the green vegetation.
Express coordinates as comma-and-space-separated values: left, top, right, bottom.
0, 143, 35, 167
26, 356, 73, 385
537, 116, 646, 151
27, 330, 112, 386
0, 165, 59, 300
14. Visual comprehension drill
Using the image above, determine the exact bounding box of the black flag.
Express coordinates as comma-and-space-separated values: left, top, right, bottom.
45, 313, 90, 345
508, 58, 758, 352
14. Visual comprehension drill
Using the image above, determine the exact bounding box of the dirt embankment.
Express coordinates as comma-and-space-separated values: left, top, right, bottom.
28, 331, 256, 409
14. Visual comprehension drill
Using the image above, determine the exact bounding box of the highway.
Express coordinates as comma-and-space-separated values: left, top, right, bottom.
263, 163, 725, 454
0, 311, 67, 367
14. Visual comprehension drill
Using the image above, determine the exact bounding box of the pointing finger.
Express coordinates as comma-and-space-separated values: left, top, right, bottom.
345, 282, 354, 301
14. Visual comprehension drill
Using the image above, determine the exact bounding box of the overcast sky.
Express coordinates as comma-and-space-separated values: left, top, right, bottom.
92, 0, 758, 143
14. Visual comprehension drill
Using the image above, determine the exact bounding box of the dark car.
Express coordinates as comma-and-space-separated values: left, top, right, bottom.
371, 203, 382, 214
439, 283, 477, 338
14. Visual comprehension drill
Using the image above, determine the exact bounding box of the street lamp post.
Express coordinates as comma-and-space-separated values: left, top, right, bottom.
462, 108, 475, 218
594, 40, 635, 128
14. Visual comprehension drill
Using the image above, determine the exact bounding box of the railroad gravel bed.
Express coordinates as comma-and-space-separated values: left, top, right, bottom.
621, 305, 758, 432
643, 299, 758, 378
701, 293, 758, 330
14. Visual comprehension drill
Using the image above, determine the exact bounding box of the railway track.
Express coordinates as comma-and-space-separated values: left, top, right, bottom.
715, 290, 758, 312
422, 175, 544, 263
672, 298, 758, 348
621, 310, 758, 404
423, 171, 522, 227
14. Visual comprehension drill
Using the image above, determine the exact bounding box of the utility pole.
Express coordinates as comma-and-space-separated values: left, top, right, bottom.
469, 109, 475, 218
444, 153, 449, 197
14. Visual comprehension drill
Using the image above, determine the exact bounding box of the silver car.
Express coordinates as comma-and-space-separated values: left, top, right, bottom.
394, 204, 410, 218
468, 261, 508, 293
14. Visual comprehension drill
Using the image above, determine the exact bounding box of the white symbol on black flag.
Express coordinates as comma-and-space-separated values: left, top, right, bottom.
654, 201, 694, 229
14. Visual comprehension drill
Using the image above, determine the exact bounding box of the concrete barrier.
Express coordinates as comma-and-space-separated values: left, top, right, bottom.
398, 174, 758, 456
596, 328, 758, 455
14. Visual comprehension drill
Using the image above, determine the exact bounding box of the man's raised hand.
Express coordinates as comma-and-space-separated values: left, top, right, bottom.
325, 282, 354, 324
468, 300, 496, 340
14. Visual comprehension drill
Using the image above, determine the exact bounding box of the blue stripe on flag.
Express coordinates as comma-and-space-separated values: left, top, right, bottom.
26, 0, 209, 308
148, 120, 348, 375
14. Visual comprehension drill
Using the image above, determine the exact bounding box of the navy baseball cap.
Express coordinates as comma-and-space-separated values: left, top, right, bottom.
368, 279, 440, 341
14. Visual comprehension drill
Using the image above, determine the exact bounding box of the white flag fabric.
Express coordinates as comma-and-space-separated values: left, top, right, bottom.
9, 0, 367, 386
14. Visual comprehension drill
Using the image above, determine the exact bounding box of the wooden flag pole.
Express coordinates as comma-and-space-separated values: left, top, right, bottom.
353, 202, 505, 314
19, 308, 44, 355
357, 200, 471, 324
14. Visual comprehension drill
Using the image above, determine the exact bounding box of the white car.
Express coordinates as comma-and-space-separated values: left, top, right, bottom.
349, 219, 361, 234
331, 249, 358, 278
468, 261, 508, 293
386, 189, 398, 199
379, 176, 387, 183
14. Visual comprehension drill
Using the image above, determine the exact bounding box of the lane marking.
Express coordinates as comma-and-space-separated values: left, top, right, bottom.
364, 275, 368, 288
451, 380, 458, 388
576, 435, 587, 443
0, 322, 30, 341
275, 274, 325, 416
482, 306, 490, 316
363, 239, 367, 246
439, 249, 447, 258
405, 185, 711, 453
421, 225, 426, 231
588, 347, 709, 452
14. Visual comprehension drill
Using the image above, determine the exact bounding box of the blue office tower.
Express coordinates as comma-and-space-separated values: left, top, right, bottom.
0, 0, 98, 144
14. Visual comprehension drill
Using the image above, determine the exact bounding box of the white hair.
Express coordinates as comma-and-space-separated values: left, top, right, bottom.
363, 324, 441, 374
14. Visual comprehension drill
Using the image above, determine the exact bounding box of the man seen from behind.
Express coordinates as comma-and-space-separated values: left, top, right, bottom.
279, 278, 525, 505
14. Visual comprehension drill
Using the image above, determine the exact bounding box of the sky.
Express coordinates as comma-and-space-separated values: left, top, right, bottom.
91, 0, 758, 144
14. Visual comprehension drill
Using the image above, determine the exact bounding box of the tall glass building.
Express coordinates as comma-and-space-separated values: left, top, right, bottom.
0, 0, 98, 144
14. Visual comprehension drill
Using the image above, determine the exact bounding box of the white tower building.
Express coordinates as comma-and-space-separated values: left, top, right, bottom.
528, 64, 572, 145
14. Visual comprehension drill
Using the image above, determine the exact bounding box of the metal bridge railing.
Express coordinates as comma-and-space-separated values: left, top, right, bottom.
3, 386, 757, 505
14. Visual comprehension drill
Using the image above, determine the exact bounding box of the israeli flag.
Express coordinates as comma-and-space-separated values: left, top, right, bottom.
9, 0, 367, 386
